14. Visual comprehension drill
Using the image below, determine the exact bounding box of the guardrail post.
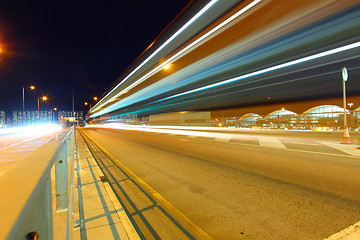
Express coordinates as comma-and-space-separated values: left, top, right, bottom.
66, 127, 75, 239
55, 137, 69, 211
67, 127, 74, 158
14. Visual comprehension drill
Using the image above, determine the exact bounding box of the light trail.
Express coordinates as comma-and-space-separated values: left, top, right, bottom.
89, 1, 360, 119
87, 123, 261, 140
90, 0, 263, 116
153, 41, 360, 103
0, 124, 62, 136
90, 0, 219, 113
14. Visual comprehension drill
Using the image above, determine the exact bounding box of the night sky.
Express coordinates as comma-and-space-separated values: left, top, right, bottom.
0, 0, 189, 114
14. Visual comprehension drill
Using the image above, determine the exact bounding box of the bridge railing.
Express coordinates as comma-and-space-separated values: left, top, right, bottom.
0, 126, 75, 240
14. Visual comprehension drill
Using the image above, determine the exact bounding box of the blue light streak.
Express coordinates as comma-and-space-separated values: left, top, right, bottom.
90, 0, 219, 113
153, 41, 360, 103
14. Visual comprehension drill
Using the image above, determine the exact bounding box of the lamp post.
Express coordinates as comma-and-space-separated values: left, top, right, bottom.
85, 102, 91, 108
38, 96, 48, 123
22, 85, 35, 124
341, 67, 351, 144
50, 107, 57, 124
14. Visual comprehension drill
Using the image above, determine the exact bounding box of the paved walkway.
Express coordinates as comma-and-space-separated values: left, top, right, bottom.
74, 131, 140, 240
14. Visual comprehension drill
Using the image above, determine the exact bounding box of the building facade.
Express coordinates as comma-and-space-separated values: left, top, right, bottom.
58, 111, 83, 122
211, 105, 359, 130
0, 111, 5, 127
12, 111, 53, 126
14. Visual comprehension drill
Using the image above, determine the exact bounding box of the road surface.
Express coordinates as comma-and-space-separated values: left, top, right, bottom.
80, 127, 360, 240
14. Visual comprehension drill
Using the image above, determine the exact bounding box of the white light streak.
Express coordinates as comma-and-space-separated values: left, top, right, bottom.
0, 124, 62, 136
91, 0, 264, 117
155, 41, 360, 102
91, 0, 219, 113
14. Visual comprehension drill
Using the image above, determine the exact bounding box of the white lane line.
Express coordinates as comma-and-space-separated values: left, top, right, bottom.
186, 135, 198, 138
215, 138, 231, 142
259, 137, 287, 149
319, 141, 360, 157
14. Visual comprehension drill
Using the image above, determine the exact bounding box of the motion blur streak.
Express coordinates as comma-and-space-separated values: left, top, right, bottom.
96, 0, 263, 110
0, 124, 62, 136
87, 123, 272, 141
91, 0, 219, 112
154, 41, 360, 103
88, 0, 360, 120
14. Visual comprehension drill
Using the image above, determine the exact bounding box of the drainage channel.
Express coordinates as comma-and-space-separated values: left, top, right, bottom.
78, 129, 212, 240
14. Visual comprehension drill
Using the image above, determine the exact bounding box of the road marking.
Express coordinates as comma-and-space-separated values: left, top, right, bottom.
259, 137, 287, 149
103, 181, 141, 240
320, 141, 360, 157
80, 130, 213, 240
215, 138, 231, 142
186, 135, 198, 138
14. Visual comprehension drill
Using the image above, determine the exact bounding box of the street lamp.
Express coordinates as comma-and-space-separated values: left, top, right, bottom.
22, 85, 35, 123
51, 107, 57, 124
38, 96, 48, 123
85, 102, 91, 108
93, 97, 98, 101
341, 67, 351, 144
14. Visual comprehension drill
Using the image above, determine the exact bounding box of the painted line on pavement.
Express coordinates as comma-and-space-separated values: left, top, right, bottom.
259, 137, 287, 149
80, 129, 213, 240
320, 141, 360, 157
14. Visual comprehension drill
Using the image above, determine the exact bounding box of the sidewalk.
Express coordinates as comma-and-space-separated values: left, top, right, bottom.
73, 131, 140, 240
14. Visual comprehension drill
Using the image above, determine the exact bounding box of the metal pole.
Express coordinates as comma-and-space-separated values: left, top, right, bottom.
22, 87, 25, 114
343, 79, 347, 127
22, 87, 25, 125
72, 87, 75, 126
38, 98, 40, 123
341, 66, 351, 144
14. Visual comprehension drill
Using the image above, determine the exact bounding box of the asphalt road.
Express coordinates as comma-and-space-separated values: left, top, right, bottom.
80, 127, 360, 240
0, 126, 62, 177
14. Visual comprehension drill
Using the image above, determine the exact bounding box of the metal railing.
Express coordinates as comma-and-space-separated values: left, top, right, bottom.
0, 126, 75, 240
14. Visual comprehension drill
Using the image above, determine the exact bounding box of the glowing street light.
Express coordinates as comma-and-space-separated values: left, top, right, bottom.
93, 97, 98, 101
51, 107, 57, 124
38, 96, 48, 123
22, 85, 36, 115
85, 102, 91, 108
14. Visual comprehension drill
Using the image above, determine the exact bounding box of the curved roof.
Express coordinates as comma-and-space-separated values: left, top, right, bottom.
239, 113, 263, 121
265, 109, 297, 119
354, 106, 360, 112
302, 105, 346, 115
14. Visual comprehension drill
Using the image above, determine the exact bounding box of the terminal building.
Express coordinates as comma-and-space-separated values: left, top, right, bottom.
58, 111, 83, 122
211, 105, 360, 130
